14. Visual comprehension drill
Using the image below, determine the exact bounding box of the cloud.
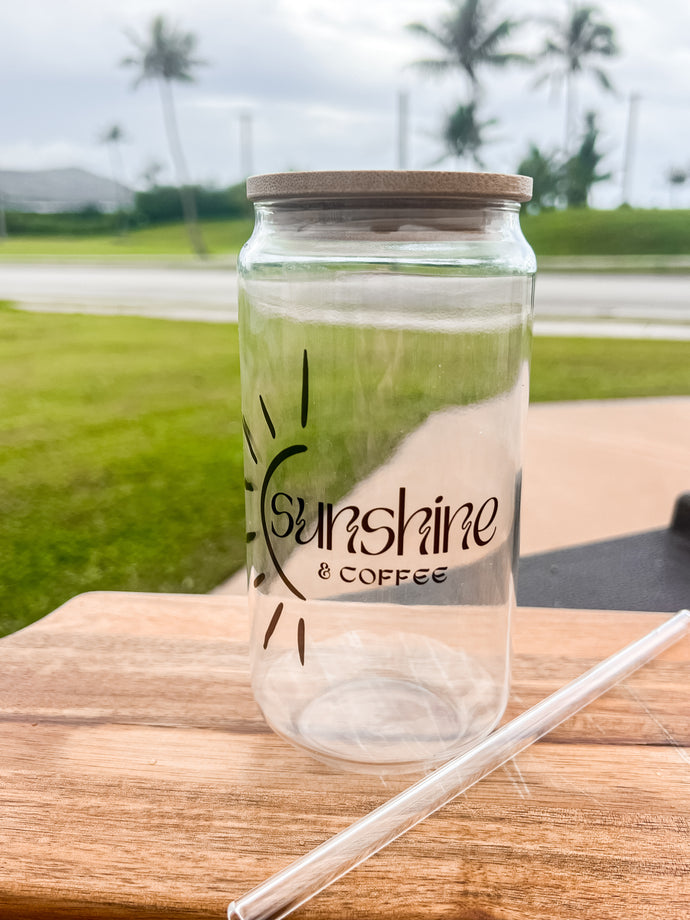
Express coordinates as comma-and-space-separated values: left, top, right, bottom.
0, 0, 688, 206
0, 139, 109, 175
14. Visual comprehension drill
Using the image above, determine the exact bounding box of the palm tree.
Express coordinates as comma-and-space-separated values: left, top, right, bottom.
99, 123, 129, 232
534, 4, 618, 156
441, 101, 496, 168
141, 159, 164, 190
407, 0, 528, 103
665, 167, 688, 208
564, 110, 610, 207
121, 15, 207, 256
517, 143, 564, 211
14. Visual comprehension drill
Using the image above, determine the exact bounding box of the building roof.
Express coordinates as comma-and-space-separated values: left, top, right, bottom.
0, 167, 135, 213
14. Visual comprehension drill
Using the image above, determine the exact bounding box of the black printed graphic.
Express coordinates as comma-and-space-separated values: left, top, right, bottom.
243, 347, 501, 669
244, 349, 310, 665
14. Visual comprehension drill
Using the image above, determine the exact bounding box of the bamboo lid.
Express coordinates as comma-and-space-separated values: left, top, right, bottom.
246, 170, 532, 203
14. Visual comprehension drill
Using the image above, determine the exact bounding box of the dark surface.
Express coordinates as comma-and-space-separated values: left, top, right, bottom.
518, 493, 690, 612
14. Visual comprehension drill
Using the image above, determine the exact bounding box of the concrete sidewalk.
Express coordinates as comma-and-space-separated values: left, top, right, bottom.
214, 396, 690, 594
520, 396, 690, 553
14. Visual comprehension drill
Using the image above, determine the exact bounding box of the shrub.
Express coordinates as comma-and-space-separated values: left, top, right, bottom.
5, 210, 120, 236
134, 181, 252, 224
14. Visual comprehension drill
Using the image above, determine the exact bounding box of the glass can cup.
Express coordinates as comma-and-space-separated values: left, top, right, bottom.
238, 170, 535, 773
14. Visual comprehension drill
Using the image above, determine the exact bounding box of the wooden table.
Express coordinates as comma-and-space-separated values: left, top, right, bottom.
1, 592, 688, 919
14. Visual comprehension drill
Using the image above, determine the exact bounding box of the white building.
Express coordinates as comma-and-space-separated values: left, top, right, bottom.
0, 168, 135, 213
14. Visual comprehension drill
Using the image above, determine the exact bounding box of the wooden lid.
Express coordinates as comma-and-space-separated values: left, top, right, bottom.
246, 170, 532, 203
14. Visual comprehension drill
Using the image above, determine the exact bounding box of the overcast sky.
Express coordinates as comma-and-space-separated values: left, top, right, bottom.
1, 0, 689, 208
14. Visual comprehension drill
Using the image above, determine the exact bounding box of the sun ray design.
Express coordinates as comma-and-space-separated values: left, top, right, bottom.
263, 602, 283, 650
242, 415, 258, 464
259, 395, 276, 439
301, 349, 309, 428
253, 349, 311, 665
297, 617, 306, 666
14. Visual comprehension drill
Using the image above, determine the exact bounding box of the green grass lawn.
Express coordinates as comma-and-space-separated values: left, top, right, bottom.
0, 303, 245, 636
0, 209, 688, 259
0, 218, 253, 258
521, 208, 690, 256
1, 301, 690, 637
530, 337, 690, 400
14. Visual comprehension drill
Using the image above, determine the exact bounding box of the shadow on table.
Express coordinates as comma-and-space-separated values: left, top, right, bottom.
518, 493, 690, 613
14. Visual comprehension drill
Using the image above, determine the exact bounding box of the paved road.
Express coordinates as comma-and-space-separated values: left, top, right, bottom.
0, 263, 237, 323
0, 263, 688, 337
534, 272, 690, 339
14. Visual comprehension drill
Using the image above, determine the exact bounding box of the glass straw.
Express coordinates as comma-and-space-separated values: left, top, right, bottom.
228, 609, 690, 920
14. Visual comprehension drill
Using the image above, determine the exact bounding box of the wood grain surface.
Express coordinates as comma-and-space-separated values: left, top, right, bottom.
0, 592, 688, 919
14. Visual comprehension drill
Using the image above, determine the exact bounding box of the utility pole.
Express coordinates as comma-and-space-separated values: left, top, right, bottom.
621, 93, 640, 206
0, 181, 6, 238
397, 90, 409, 170
239, 111, 254, 180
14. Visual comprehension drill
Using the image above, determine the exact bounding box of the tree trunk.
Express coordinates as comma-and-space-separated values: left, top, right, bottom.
158, 79, 207, 257
0, 190, 6, 239
564, 70, 574, 157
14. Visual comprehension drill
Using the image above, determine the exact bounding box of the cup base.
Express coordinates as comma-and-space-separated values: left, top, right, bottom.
253, 627, 507, 774
296, 676, 462, 768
